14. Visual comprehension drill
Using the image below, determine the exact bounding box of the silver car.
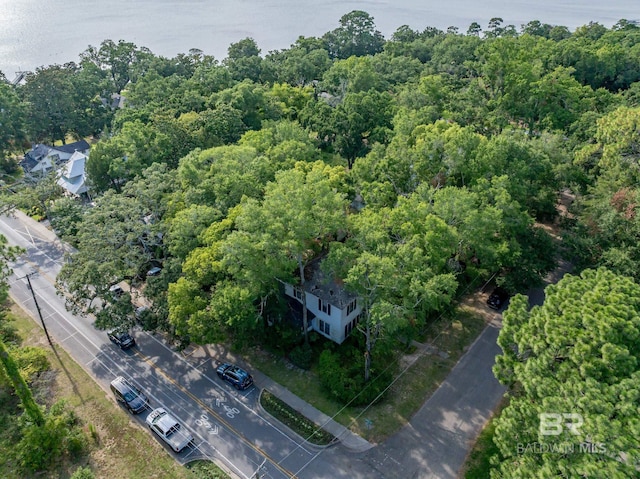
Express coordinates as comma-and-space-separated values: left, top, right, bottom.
146, 408, 194, 452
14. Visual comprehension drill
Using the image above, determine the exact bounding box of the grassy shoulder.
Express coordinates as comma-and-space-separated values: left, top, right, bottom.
2, 302, 229, 479
246, 307, 486, 443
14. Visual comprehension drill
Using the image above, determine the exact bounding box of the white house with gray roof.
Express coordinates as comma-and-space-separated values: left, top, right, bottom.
57, 150, 89, 197
20, 140, 90, 178
284, 259, 362, 344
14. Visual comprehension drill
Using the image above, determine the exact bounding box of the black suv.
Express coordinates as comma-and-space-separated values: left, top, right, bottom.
110, 376, 149, 413
108, 330, 136, 349
487, 287, 509, 310
216, 363, 253, 390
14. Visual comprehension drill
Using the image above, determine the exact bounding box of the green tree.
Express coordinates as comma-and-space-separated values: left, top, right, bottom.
81, 39, 153, 93
322, 10, 385, 59
492, 268, 640, 478
20, 65, 80, 143
333, 90, 394, 168
227, 161, 348, 343
0, 80, 27, 164
266, 44, 331, 87
324, 202, 459, 381
58, 166, 175, 319
224, 38, 264, 83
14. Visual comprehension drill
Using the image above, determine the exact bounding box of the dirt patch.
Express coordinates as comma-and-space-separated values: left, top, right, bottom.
459, 289, 498, 325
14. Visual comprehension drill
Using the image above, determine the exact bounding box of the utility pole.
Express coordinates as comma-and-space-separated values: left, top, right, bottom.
24, 273, 54, 347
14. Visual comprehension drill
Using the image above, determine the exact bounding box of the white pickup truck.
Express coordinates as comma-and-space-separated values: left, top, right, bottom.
146, 408, 194, 452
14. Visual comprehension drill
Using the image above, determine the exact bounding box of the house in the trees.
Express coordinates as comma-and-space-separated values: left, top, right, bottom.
57, 151, 89, 197
20, 140, 90, 178
283, 259, 362, 344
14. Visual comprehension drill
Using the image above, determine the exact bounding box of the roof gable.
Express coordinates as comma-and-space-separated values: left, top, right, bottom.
303, 258, 357, 309
51, 139, 90, 155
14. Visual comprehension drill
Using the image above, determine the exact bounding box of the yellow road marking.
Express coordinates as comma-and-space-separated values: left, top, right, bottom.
133, 348, 298, 479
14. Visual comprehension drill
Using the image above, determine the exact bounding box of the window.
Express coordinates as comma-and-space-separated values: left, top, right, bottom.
294, 287, 303, 301
345, 315, 360, 337
346, 299, 357, 316
319, 320, 331, 336
318, 298, 331, 316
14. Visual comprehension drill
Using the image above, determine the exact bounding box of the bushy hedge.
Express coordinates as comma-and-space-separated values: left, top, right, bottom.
12, 346, 50, 383
288, 342, 313, 370
317, 342, 395, 406
260, 390, 334, 445
186, 460, 230, 479
16, 400, 87, 473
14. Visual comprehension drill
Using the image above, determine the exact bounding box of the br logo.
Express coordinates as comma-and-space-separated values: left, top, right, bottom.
539, 413, 584, 436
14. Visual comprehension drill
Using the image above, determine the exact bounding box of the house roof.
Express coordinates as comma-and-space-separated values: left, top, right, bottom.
65, 151, 86, 178
302, 258, 357, 308
19, 155, 40, 172
57, 152, 88, 195
51, 139, 90, 155
20, 144, 51, 171
21, 140, 90, 173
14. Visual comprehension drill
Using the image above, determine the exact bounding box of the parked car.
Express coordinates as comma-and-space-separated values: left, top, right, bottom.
216, 363, 253, 390
147, 266, 162, 277
108, 330, 136, 349
110, 376, 149, 414
487, 287, 509, 310
146, 407, 194, 452
109, 284, 124, 299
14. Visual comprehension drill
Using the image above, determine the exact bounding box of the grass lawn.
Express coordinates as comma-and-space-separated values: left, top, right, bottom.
246, 307, 486, 443
2, 303, 229, 479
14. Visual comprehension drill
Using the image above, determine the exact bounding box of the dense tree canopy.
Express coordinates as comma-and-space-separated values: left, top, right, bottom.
5, 13, 640, 440
493, 268, 640, 478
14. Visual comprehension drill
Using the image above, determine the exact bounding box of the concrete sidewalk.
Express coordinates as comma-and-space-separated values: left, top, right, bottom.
181, 342, 374, 453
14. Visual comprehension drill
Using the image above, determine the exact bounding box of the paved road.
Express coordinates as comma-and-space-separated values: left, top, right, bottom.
2, 210, 555, 479
1, 212, 322, 479
364, 316, 505, 479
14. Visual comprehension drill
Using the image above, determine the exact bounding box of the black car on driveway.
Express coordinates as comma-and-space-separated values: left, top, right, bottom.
108, 330, 136, 349
216, 363, 253, 390
487, 287, 510, 310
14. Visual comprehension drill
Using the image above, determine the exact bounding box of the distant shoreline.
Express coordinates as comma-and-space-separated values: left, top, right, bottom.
1, 0, 638, 78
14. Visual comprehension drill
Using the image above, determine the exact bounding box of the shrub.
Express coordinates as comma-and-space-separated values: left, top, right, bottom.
260, 390, 334, 445
186, 459, 230, 479
288, 342, 313, 370
15, 400, 87, 473
70, 466, 95, 479
317, 344, 395, 406
12, 346, 50, 383
261, 319, 301, 353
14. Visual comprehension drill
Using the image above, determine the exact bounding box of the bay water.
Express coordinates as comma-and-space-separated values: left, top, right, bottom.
1, 0, 638, 79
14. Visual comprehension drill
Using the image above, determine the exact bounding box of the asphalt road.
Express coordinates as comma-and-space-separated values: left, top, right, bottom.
0, 210, 519, 479
0, 212, 327, 479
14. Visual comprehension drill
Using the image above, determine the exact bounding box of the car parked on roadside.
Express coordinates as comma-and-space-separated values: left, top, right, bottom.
216, 363, 253, 390
487, 287, 510, 310
107, 329, 136, 349
146, 407, 194, 452
110, 376, 149, 414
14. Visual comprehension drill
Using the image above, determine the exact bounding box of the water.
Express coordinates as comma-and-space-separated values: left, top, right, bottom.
1, 0, 638, 79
